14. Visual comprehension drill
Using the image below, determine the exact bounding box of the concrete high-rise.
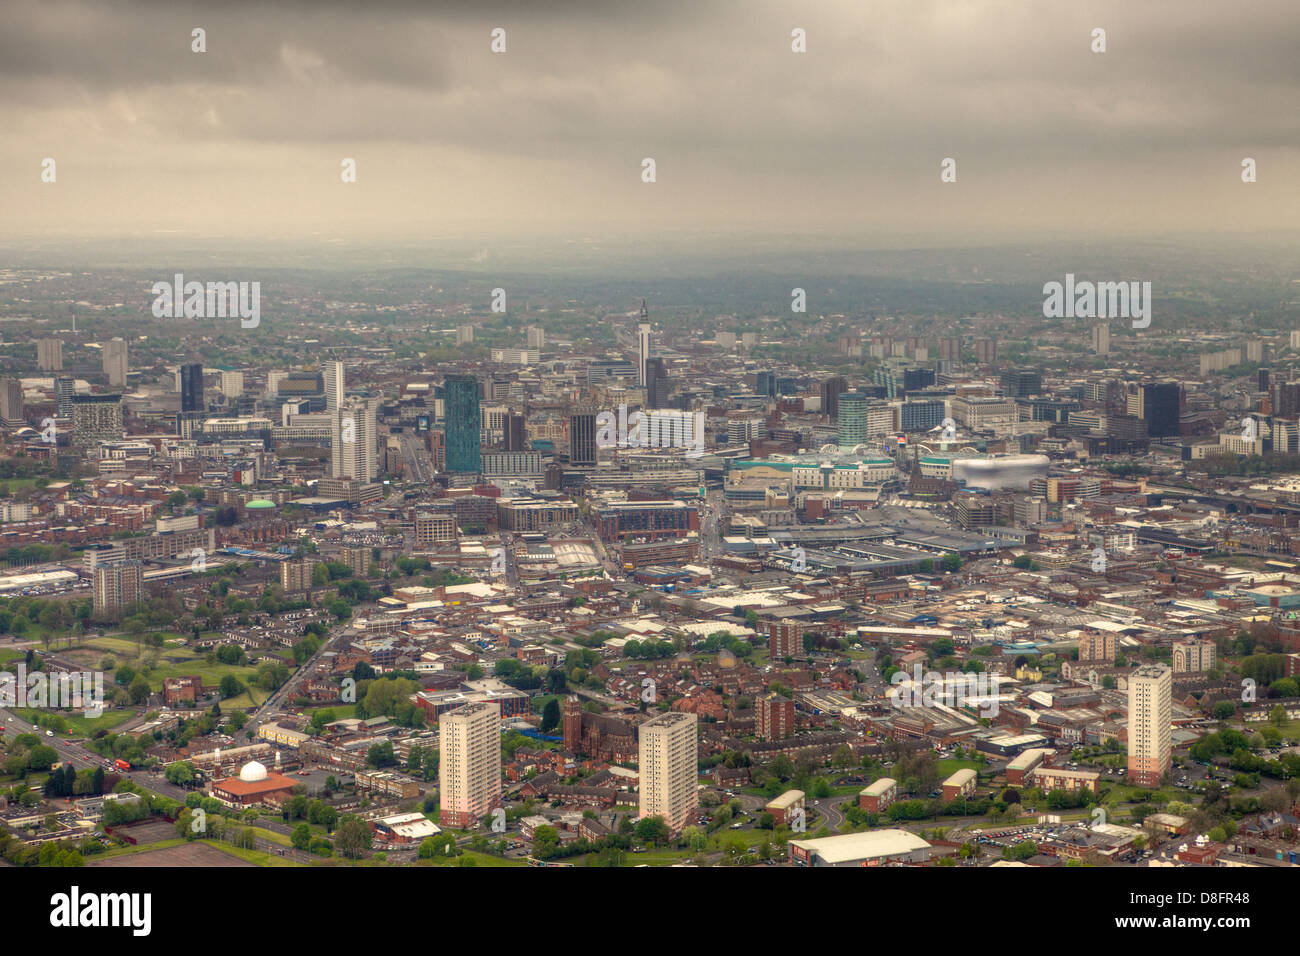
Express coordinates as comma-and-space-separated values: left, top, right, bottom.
820, 376, 847, 420
103, 338, 128, 387
638, 711, 698, 834
438, 701, 501, 828
0, 378, 22, 426
37, 338, 62, 371
70, 393, 123, 447
331, 397, 377, 481
1127, 664, 1172, 787
92, 560, 142, 620
443, 374, 481, 474
1077, 630, 1116, 663
220, 370, 244, 398
1091, 323, 1110, 356
324, 360, 345, 412
637, 300, 651, 387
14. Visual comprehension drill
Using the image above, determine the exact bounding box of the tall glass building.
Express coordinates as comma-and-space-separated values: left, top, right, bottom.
837, 392, 868, 446
443, 374, 481, 474
180, 363, 204, 413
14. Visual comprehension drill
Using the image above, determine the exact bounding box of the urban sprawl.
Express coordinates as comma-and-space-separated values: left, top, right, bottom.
1, 278, 1299, 871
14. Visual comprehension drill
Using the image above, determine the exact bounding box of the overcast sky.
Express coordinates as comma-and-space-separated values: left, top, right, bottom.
3, 0, 1299, 245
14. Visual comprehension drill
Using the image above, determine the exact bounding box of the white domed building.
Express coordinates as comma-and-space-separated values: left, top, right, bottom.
210, 758, 296, 808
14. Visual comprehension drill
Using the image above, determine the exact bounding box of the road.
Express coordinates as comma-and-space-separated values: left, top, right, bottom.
811, 796, 848, 833
691, 488, 724, 562
398, 432, 433, 486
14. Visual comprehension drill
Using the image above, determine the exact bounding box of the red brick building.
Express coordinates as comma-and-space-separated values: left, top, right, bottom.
756, 693, 795, 741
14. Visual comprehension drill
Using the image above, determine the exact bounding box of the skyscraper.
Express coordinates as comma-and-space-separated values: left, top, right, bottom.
820, 376, 847, 420
1091, 323, 1110, 356
438, 701, 502, 828
70, 393, 123, 447
54, 377, 75, 419
0, 378, 22, 426
637, 299, 651, 387
503, 411, 527, 452
220, 370, 244, 398
1127, 664, 1172, 787
837, 392, 868, 447
638, 326, 652, 387
645, 357, 670, 409
638, 711, 698, 834
180, 363, 204, 413
569, 406, 597, 467
1139, 382, 1180, 438
103, 337, 128, 387
443, 373, 481, 474
324, 360, 345, 412
331, 397, 377, 481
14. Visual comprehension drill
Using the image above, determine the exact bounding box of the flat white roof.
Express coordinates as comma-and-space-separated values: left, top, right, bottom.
790, 828, 930, 864
766, 790, 805, 810
944, 768, 977, 787
862, 777, 897, 796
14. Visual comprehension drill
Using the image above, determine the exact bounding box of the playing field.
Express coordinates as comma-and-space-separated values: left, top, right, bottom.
87, 842, 256, 867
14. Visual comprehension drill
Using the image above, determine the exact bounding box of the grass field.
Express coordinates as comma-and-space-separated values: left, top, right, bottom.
13, 707, 135, 737
59, 634, 271, 702
201, 841, 303, 867
304, 703, 357, 720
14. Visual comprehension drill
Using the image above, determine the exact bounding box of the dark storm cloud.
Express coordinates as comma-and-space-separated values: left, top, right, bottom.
1, 0, 1298, 239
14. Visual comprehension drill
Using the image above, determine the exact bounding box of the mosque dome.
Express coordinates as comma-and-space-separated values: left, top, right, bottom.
238, 760, 268, 782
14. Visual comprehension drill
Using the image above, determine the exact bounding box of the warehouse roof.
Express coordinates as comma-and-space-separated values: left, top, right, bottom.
789, 829, 930, 864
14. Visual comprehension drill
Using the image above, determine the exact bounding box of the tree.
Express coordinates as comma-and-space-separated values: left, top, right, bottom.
366, 740, 397, 769
28, 745, 59, 772
532, 824, 560, 857
634, 816, 672, 846
128, 674, 151, 704
164, 761, 197, 787
291, 824, 312, 851
540, 698, 562, 734
333, 816, 373, 859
